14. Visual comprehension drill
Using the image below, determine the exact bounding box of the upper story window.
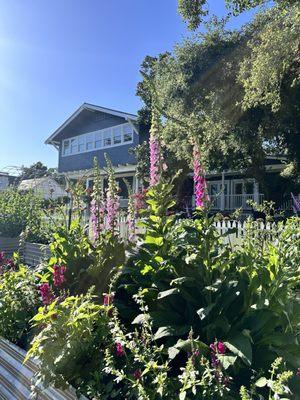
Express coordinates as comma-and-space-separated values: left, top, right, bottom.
62, 123, 134, 156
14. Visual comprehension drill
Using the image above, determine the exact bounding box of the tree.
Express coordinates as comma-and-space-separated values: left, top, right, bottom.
137, 4, 300, 186
177, 0, 297, 30
21, 162, 49, 180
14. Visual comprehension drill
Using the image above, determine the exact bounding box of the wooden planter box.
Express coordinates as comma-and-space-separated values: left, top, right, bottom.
24, 242, 51, 266
0, 236, 20, 257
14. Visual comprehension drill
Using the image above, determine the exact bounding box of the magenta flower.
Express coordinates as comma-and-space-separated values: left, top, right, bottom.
90, 198, 105, 241
103, 292, 114, 306
210, 341, 226, 355
0, 251, 5, 263
115, 342, 125, 357
53, 265, 66, 288
39, 283, 55, 305
193, 144, 209, 208
133, 369, 142, 380
106, 192, 120, 233
104, 155, 120, 234
149, 112, 162, 186
210, 340, 226, 368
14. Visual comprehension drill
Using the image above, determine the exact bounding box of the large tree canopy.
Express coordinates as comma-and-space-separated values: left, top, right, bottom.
177, 0, 298, 30
137, 3, 300, 185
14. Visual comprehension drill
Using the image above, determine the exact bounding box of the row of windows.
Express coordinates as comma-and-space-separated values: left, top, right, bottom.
62, 123, 134, 156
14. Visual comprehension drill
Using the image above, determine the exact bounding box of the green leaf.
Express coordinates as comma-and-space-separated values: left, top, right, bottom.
154, 325, 190, 340
157, 288, 179, 299
144, 235, 164, 246
218, 355, 237, 370
224, 334, 252, 366
197, 304, 214, 320
255, 377, 268, 387
168, 346, 180, 360
132, 314, 150, 325
179, 392, 186, 400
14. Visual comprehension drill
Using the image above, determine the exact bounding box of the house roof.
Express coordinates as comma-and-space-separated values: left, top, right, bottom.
18, 177, 55, 191
45, 103, 138, 145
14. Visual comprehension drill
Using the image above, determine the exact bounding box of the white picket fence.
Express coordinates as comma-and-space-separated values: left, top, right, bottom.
0, 220, 285, 267
115, 216, 283, 244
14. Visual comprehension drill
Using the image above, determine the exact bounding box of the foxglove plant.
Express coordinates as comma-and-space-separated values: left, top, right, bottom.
123, 178, 137, 242
53, 264, 66, 288
193, 143, 209, 208
149, 110, 163, 186
105, 154, 120, 234
90, 158, 105, 241
39, 283, 55, 305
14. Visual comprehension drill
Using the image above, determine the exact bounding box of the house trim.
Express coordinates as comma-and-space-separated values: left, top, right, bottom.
45, 103, 138, 146
61, 122, 134, 157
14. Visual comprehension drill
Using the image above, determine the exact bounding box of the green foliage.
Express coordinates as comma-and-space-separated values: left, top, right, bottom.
240, 357, 293, 399
104, 293, 236, 400
115, 181, 300, 397
0, 266, 40, 347
177, 0, 296, 29
20, 161, 49, 180
239, 4, 300, 112
0, 188, 44, 238
44, 219, 125, 296
138, 4, 300, 183
26, 292, 113, 396
178, 0, 208, 30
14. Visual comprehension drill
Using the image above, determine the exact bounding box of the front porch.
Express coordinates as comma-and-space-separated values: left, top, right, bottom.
207, 177, 264, 212
210, 193, 264, 211
63, 165, 139, 208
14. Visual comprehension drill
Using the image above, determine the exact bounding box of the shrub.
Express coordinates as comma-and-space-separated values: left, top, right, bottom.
0, 265, 40, 347
26, 292, 117, 398
115, 181, 300, 397
0, 188, 43, 238
38, 218, 125, 296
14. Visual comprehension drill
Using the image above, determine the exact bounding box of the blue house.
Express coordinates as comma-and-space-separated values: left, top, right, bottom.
45, 103, 144, 206
46, 102, 291, 214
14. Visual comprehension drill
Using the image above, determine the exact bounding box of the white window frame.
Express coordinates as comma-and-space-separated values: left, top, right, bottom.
61, 123, 134, 157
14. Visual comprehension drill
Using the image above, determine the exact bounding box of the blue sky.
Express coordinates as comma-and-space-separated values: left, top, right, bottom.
0, 0, 255, 171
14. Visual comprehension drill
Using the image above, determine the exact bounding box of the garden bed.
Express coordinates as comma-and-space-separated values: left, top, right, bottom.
23, 242, 51, 266
0, 236, 20, 257
0, 337, 85, 400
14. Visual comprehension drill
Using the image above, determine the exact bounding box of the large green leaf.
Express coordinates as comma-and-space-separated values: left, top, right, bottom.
157, 288, 180, 299
154, 325, 190, 340
225, 333, 252, 366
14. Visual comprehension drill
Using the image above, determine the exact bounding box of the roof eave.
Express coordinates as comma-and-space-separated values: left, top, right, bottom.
44, 103, 138, 145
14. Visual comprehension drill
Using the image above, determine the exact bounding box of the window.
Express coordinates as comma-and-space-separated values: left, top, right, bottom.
123, 125, 133, 143
103, 130, 111, 147
86, 133, 94, 151
113, 127, 122, 145
245, 181, 254, 194
78, 136, 85, 152
63, 140, 70, 155
62, 123, 134, 157
95, 131, 102, 149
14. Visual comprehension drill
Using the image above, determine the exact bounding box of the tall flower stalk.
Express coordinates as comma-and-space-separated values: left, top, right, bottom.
149, 110, 163, 186
105, 154, 120, 234
124, 179, 135, 242
90, 158, 105, 241
193, 143, 209, 208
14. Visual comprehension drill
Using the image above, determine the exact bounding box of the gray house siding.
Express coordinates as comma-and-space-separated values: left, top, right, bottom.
57, 109, 138, 172
58, 134, 138, 172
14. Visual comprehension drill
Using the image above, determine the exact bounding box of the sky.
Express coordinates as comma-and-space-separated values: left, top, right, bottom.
0, 0, 255, 172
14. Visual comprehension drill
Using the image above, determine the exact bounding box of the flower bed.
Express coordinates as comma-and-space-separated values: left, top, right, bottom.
0, 159, 299, 399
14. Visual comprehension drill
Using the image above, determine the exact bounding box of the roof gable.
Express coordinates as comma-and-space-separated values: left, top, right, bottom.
45, 103, 138, 145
